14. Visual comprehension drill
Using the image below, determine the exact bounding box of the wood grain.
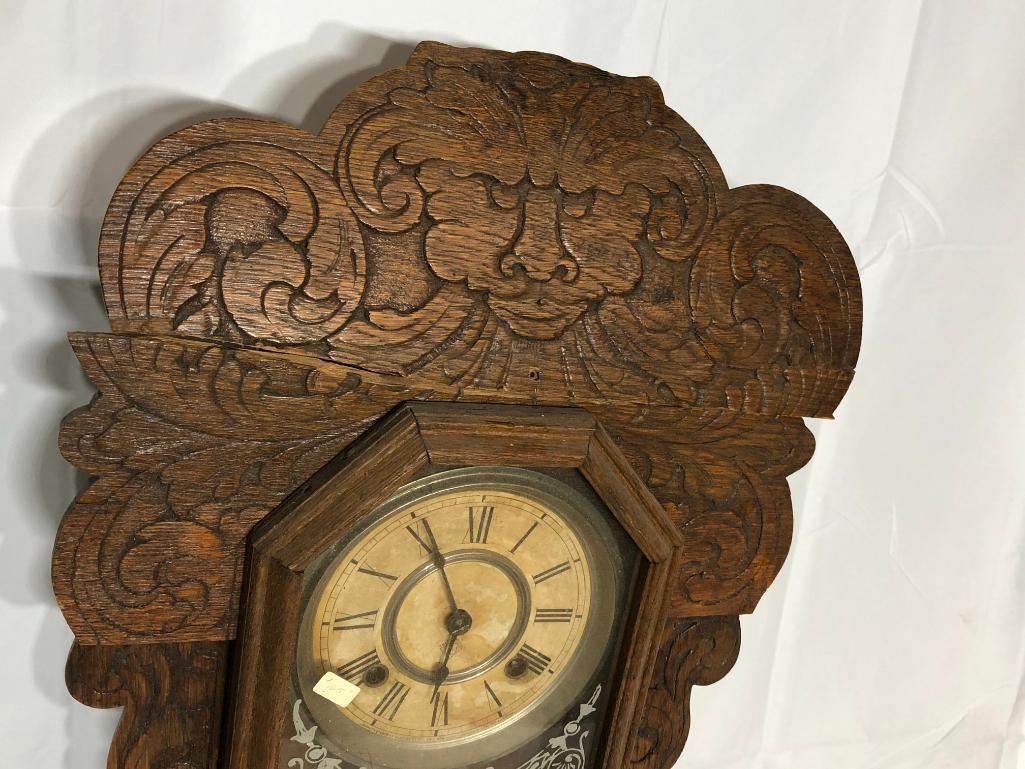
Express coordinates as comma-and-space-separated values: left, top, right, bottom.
251, 406, 429, 570
609, 410, 815, 615
628, 616, 743, 768
96, 42, 860, 421
56, 334, 814, 644
599, 559, 674, 769
54, 40, 862, 769
411, 401, 597, 468
66, 641, 228, 769
223, 551, 302, 769
581, 424, 681, 563
54, 333, 405, 644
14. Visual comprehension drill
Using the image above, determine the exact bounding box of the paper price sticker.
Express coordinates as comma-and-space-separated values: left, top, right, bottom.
313, 671, 361, 708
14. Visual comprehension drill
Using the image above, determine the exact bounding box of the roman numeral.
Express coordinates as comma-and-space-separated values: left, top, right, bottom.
533, 561, 570, 585
534, 608, 573, 623
406, 519, 435, 556
483, 679, 503, 715
337, 649, 380, 680
357, 565, 398, 586
430, 690, 449, 727
466, 505, 495, 544
372, 681, 410, 720
510, 522, 538, 553
517, 644, 551, 675
332, 609, 378, 631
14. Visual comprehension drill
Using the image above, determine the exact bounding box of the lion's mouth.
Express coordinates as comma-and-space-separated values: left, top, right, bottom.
486, 292, 589, 339
497, 296, 570, 322
471, 266, 597, 339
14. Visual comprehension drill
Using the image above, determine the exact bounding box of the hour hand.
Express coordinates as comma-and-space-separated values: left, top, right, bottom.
431, 632, 457, 699
419, 519, 460, 613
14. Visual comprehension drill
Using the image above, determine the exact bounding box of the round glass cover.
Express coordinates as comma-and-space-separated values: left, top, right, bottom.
294, 467, 623, 769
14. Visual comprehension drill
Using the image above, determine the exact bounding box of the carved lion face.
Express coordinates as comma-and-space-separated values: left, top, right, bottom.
343, 59, 709, 339
419, 164, 649, 339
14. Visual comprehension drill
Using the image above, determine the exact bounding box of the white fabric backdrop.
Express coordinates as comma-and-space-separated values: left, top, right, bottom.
2, 1, 1023, 767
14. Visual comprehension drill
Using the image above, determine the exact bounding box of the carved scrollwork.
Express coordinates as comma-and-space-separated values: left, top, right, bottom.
628, 616, 742, 768
97, 42, 859, 419
608, 409, 815, 614
58, 40, 863, 769
334, 49, 718, 340
55, 332, 809, 641
66, 641, 228, 769
105, 131, 365, 345
55, 334, 407, 643
691, 185, 860, 373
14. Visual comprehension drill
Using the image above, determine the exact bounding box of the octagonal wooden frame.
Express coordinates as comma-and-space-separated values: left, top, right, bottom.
226, 402, 679, 769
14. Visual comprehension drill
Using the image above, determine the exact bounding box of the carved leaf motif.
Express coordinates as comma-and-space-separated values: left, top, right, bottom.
335, 50, 721, 344
57, 332, 810, 641
55, 334, 403, 642
66, 641, 228, 769
96, 44, 859, 421
690, 185, 861, 372
610, 411, 814, 613
59, 41, 863, 769
628, 617, 742, 768
109, 137, 365, 344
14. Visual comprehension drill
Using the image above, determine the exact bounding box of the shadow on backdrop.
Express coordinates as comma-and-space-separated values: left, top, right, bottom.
2, 24, 417, 768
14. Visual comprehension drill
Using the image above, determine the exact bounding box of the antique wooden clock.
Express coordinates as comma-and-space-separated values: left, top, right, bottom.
54, 42, 861, 769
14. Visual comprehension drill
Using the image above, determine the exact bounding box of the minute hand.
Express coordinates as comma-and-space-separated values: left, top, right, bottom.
422, 520, 459, 612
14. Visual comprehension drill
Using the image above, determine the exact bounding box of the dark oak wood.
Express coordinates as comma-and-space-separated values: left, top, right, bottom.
601, 558, 674, 769
251, 407, 429, 570
628, 616, 743, 767
66, 641, 228, 769
582, 423, 682, 562
54, 333, 403, 644
223, 550, 302, 769
97, 43, 858, 421
411, 401, 598, 468
55, 333, 816, 643
53, 40, 861, 769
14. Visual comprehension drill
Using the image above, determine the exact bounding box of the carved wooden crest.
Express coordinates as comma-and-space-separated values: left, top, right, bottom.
56, 42, 861, 769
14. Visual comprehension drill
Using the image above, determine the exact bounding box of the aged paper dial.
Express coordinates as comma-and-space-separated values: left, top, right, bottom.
295, 467, 621, 769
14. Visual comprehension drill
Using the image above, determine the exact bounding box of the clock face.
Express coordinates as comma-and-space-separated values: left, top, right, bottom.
293, 467, 625, 769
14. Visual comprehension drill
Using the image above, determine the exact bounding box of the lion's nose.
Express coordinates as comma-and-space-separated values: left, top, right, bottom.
501, 189, 578, 282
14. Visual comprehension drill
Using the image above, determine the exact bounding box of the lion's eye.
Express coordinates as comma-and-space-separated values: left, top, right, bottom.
488, 181, 521, 209
562, 191, 593, 218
